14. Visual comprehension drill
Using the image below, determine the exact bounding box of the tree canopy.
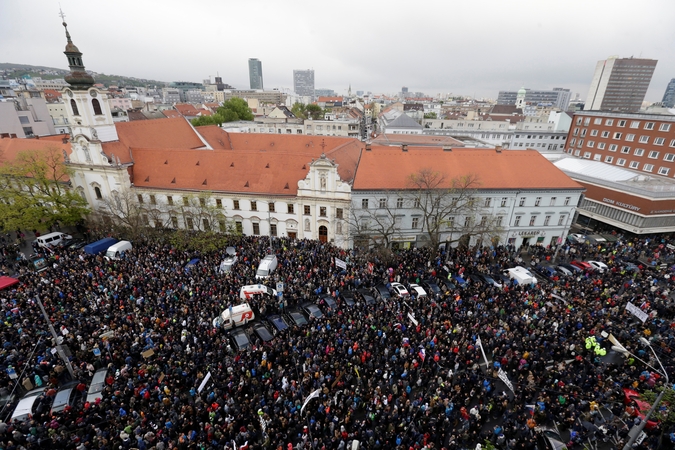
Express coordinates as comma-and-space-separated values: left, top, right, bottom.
191, 97, 254, 126
290, 102, 324, 120
0, 147, 89, 232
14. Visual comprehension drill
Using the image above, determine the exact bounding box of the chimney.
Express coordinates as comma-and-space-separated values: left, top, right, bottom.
35, 135, 40, 140
9, 134, 17, 138
495, 145, 502, 153
365, 143, 371, 151
62, 137, 69, 144
402, 144, 408, 152
442, 146, 452, 152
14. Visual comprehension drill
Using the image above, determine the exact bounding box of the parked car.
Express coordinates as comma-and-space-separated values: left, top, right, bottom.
480, 274, 502, 288
86, 368, 108, 403
420, 280, 441, 296
567, 233, 586, 244
10, 388, 47, 423
357, 288, 377, 306
467, 274, 484, 286
560, 262, 583, 273
339, 291, 356, 307
452, 275, 467, 288
318, 294, 338, 311
437, 278, 456, 292
536, 428, 568, 450
266, 314, 289, 332
249, 322, 275, 342
51, 381, 85, 415
389, 282, 410, 298
230, 328, 251, 352
285, 308, 308, 327
372, 284, 391, 301
570, 260, 593, 271
587, 260, 609, 272
301, 302, 324, 319
534, 265, 558, 279
623, 388, 660, 430
556, 265, 573, 276
408, 283, 428, 299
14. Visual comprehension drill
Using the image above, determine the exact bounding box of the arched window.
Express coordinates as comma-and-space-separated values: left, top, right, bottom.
70, 99, 79, 116
92, 99, 102, 115
94, 187, 102, 200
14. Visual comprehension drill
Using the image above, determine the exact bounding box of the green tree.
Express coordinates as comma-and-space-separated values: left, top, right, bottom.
291, 102, 307, 119
423, 112, 437, 119
306, 104, 324, 120
191, 97, 253, 127
0, 147, 89, 231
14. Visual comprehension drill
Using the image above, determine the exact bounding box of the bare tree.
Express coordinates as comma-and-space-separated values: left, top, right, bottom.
407, 169, 503, 249
348, 193, 405, 249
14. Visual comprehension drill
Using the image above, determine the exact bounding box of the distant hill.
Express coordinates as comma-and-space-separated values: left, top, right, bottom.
0, 62, 168, 88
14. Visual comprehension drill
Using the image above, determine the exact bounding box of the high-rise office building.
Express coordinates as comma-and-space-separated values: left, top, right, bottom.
497, 88, 571, 110
248, 58, 263, 90
293, 69, 315, 98
662, 78, 675, 108
584, 56, 657, 112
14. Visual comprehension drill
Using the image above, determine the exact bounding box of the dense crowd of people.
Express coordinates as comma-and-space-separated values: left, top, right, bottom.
0, 229, 674, 450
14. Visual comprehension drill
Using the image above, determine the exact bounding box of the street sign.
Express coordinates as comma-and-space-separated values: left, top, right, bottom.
6, 367, 17, 380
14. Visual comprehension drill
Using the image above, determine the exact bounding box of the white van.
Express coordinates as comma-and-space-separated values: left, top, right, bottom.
212, 303, 255, 329
35, 232, 72, 249
219, 247, 238, 274
239, 284, 278, 300
105, 241, 132, 259
256, 254, 278, 279
504, 266, 538, 285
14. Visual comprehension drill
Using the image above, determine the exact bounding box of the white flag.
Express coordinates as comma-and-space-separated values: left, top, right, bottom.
300, 388, 321, 415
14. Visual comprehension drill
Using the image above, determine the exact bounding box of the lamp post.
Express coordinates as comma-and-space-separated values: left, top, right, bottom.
36, 296, 75, 379
610, 335, 669, 450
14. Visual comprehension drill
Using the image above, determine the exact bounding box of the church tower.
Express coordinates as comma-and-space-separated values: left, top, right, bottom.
60, 15, 118, 166
58, 13, 131, 211
515, 87, 527, 110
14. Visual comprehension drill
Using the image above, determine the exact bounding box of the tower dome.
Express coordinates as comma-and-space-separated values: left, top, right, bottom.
62, 21, 95, 89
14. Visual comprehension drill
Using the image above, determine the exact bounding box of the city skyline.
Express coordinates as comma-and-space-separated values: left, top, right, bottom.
1, 0, 674, 102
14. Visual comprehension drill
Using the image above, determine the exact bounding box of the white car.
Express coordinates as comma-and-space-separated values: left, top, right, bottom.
408, 283, 427, 299
568, 233, 586, 244
587, 261, 609, 272
389, 282, 410, 298
556, 265, 573, 276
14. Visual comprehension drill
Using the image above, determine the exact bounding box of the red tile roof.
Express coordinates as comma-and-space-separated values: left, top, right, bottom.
353, 147, 583, 191
0, 137, 71, 181
195, 126, 232, 150
162, 110, 182, 119
318, 96, 343, 103
102, 117, 206, 164
130, 134, 361, 195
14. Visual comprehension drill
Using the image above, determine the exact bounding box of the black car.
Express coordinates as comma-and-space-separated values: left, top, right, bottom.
266, 314, 289, 332
301, 302, 324, 319
467, 274, 484, 285
285, 308, 308, 326
249, 322, 275, 342
437, 277, 456, 292
372, 284, 391, 301
357, 288, 377, 306
230, 328, 251, 352
339, 291, 357, 307
420, 280, 441, 296
318, 294, 338, 311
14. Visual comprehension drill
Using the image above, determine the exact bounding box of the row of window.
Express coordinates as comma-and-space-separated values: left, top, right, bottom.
136, 194, 344, 218
70, 98, 103, 116
513, 214, 568, 227
361, 212, 568, 230
571, 149, 671, 175
361, 196, 572, 209
576, 116, 672, 131
572, 129, 673, 146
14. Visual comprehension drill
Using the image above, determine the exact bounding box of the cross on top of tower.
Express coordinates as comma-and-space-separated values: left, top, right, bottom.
58, 8, 66, 22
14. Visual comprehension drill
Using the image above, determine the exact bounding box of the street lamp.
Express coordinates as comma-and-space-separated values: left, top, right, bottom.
609, 334, 669, 450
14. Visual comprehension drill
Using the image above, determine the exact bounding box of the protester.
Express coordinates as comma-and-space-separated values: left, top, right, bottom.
0, 230, 673, 450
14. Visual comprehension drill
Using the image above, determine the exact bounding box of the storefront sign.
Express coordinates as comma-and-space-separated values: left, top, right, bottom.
516, 230, 541, 236
602, 198, 640, 212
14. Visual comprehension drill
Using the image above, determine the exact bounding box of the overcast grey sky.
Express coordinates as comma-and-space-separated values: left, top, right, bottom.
2, 0, 674, 101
